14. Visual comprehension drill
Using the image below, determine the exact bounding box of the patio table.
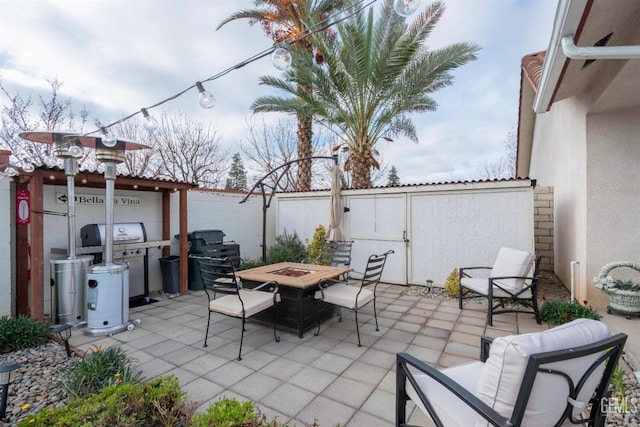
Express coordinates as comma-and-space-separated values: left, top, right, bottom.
236, 262, 350, 338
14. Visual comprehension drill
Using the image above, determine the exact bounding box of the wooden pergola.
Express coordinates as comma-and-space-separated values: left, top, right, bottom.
11, 166, 195, 320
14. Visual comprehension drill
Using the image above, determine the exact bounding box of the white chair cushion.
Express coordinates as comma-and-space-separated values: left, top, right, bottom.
460, 277, 533, 298
407, 361, 485, 427
476, 318, 610, 427
315, 284, 374, 309
210, 289, 280, 318
490, 247, 535, 290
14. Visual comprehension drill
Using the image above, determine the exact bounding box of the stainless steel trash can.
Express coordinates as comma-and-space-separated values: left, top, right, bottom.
50, 256, 94, 325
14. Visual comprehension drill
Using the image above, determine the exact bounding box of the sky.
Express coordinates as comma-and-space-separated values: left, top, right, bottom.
0, 0, 558, 186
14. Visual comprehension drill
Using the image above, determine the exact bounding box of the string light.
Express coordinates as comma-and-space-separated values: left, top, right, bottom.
3, 164, 19, 177
100, 126, 118, 148
195, 81, 215, 109
393, 0, 420, 17
68, 144, 83, 158
44, 150, 57, 167
141, 108, 159, 132
21, 158, 35, 173
271, 42, 292, 71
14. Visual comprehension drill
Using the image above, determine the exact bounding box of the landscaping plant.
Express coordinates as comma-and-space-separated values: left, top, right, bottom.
241, 258, 265, 270
63, 345, 142, 398
539, 300, 599, 326
266, 229, 307, 264
19, 376, 190, 426
306, 224, 327, 264
444, 268, 460, 298
0, 315, 50, 353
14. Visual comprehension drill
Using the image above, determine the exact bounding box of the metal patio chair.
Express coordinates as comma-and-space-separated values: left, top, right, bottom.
314, 250, 393, 346
192, 255, 280, 361
397, 318, 627, 427
459, 247, 542, 326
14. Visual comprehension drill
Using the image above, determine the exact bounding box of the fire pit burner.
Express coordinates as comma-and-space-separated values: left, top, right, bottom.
268, 267, 315, 277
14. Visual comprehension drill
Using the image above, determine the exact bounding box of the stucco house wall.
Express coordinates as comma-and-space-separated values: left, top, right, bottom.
529, 98, 640, 306
530, 96, 590, 303
586, 107, 640, 304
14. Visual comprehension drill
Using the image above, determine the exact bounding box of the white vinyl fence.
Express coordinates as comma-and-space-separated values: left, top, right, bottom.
275, 180, 535, 287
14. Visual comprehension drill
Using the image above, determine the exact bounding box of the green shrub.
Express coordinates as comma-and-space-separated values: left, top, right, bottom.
241, 258, 265, 270
266, 230, 307, 264
539, 300, 600, 326
19, 375, 189, 426
0, 315, 50, 353
306, 224, 327, 263
191, 397, 294, 427
64, 345, 142, 398
444, 268, 460, 298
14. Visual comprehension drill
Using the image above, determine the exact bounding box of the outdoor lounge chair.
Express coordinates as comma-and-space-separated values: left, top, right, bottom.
314, 250, 393, 346
192, 255, 280, 361
396, 318, 627, 427
459, 247, 542, 326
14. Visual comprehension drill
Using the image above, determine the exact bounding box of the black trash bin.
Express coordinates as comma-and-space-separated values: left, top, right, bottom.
187, 229, 225, 290
159, 256, 180, 294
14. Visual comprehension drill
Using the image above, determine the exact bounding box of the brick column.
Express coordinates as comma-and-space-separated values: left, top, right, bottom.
534, 186, 554, 272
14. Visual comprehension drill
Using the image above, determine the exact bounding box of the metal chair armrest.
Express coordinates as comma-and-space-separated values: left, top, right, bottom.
459, 266, 492, 278
397, 352, 508, 427
480, 336, 494, 362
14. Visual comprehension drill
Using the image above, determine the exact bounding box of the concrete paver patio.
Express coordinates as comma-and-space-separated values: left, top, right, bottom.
67, 283, 635, 426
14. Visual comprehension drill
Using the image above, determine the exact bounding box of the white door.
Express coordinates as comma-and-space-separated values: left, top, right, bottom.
343, 194, 407, 285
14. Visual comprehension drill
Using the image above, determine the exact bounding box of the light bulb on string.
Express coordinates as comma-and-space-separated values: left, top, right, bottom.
141, 108, 158, 132
21, 158, 35, 173
68, 144, 83, 158
100, 126, 118, 148
4, 164, 19, 177
44, 150, 57, 167
393, 0, 420, 17
195, 81, 215, 109
272, 42, 292, 71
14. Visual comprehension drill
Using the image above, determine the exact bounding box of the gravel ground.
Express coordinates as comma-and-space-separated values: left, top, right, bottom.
1, 274, 638, 426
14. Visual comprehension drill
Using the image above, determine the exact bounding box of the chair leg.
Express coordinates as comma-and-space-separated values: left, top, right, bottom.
273, 303, 280, 343
487, 293, 493, 327
354, 308, 362, 347
238, 316, 245, 361
314, 299, 321, 337
204, 310, 212, 348
459, 283, 464, 309
532, 296, 541, 324
396, 357, 408, 426
373, 297, 379, 332
338, 307, 343, 322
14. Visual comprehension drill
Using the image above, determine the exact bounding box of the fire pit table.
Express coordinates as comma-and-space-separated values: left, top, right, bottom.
236, 262, 350, 338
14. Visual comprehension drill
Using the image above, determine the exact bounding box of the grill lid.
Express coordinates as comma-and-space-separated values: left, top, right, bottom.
81, 222, 147, 246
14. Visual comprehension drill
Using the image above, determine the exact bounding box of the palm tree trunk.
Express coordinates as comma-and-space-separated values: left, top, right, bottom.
351, 149, 372, 189
295, 112, 313, 191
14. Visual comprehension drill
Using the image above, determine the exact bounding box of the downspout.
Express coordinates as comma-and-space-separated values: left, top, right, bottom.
560, 35, 640, 59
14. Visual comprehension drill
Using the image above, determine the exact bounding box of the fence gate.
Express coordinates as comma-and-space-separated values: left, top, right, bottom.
342, 194, 407, 285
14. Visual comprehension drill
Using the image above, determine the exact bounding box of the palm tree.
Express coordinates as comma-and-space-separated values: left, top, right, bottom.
252, 0, 480, 188
217, 0, 350, 191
